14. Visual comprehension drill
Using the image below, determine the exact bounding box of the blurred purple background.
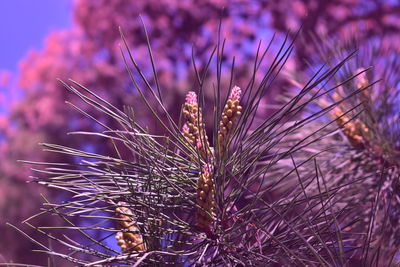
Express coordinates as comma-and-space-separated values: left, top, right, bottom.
1, 0, 399, 265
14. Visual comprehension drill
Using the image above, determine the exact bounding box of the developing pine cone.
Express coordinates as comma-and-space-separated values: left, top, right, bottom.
115, 202, 146, 253
182, 91, 211, 161
196, 164, 216, 234
218, 86, 242, 156
334, 108, 368, 149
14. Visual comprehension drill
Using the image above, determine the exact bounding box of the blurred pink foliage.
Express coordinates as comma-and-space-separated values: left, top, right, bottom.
1, 0, 400, 264
267, 0, 400, 70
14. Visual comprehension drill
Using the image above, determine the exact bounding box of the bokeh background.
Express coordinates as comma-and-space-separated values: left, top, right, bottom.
1, 0, 400, 265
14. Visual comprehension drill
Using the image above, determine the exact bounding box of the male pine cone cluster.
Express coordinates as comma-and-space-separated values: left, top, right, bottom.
115, 202, 145, 253
196, 164, 216, 233
114, 87, 244, 248
218, 86, 242, 156
332, 70, 370, 149
182, 91, 210, 161
333, 108, 369, 149
181, 87, 242, 235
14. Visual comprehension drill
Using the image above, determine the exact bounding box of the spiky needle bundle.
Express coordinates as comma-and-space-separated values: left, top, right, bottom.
282, 36, 400, 265
9, 24, 384, 266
